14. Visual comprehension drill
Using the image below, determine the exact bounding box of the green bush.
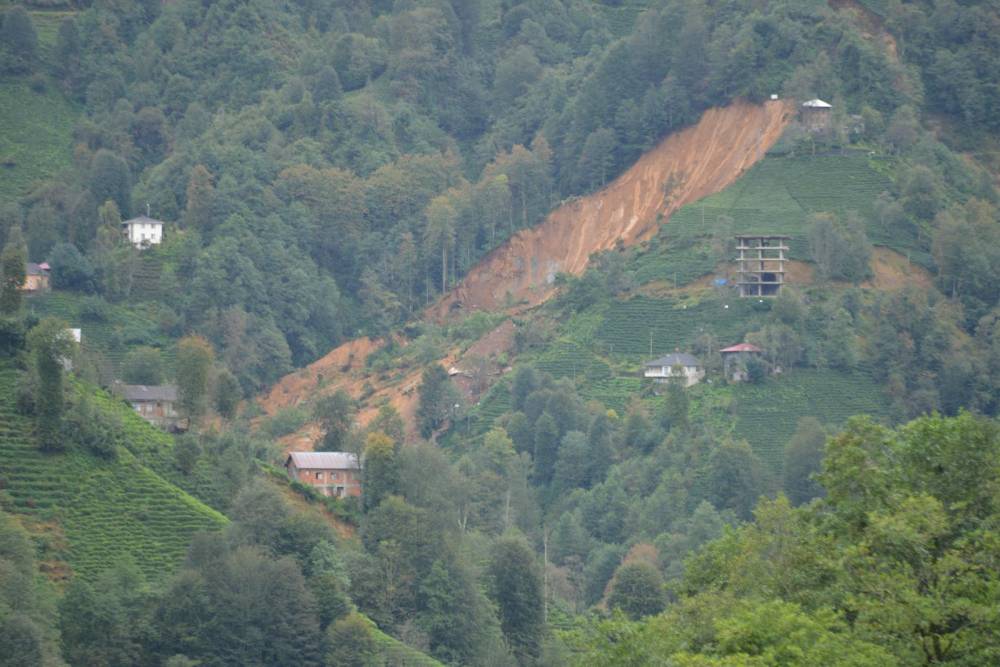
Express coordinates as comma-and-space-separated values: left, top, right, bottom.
78, 296, 111, 323
260, 406, 309, 439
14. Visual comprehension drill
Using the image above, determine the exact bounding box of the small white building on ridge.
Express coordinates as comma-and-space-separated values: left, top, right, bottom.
122, 215, 165, 248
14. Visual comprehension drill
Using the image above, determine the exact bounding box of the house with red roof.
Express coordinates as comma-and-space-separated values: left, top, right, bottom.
720, 343, 763, 382
23, 262, 50, 292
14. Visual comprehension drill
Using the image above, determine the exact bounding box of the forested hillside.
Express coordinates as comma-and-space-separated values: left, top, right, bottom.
2, 0, 1000, 665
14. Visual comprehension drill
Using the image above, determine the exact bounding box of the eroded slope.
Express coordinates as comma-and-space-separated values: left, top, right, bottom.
435, 100, 792, 315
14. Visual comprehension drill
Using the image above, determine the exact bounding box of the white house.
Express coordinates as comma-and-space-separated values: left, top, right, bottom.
643, 352, 704, 387
122, 215, 165, 248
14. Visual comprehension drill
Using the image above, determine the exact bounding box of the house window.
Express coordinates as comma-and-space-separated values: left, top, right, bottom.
316, 472, 324, 481
331, 472, 339, 481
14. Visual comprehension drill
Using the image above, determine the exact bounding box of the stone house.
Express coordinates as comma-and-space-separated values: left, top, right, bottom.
285, 451, 362, 498
643, 352, 704, 387
120, 384, 180, 429
800, 98, 832, 132
23, 262, 50, 292
719, 343, 763, 382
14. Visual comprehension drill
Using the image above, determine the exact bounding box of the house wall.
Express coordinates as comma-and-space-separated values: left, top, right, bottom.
644, 366, 704, 387
802, 108, 831, 132
722, 352, 761, 381
130, 400, 178, 426
288, 464, 362, 498
126, 223, 163, 247
23, 274, 48, 291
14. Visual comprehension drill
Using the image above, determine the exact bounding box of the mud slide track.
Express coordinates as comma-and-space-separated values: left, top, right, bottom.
260, 100, 791, 439
435, 100, 792, 315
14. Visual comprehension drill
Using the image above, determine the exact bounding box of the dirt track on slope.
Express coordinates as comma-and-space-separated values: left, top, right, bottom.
433, 100, 792, 316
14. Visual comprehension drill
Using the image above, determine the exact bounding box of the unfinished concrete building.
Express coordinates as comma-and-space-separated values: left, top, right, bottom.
735, 235, 789, 297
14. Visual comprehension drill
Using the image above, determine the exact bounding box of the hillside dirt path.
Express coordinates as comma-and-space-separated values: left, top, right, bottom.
432, 100, 792, 316
260, 100, 792, 445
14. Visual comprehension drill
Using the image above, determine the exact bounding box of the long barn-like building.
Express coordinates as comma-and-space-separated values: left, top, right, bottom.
285, 451, 362, 498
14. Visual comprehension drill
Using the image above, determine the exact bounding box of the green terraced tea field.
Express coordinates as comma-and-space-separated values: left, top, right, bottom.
0, 363, 226, 582
594, 295, 766, 357
0, 77, 77, 202
694, 368, 891, 473
27, 291, 176, 378
660, 153, 928, 266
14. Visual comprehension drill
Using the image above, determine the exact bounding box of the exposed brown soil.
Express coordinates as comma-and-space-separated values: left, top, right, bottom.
433, 100, 792, 317
261, 100, 794, 445
866, 246, 933, 291
830, 0, 900, 62
450, 319, 518, 403
258, 335, 444, 446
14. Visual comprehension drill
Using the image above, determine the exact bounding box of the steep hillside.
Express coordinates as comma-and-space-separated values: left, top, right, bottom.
0, 78, 77, 202
435, 100, 792, 315
0, 363, 226, 583
259, 101, 791, 441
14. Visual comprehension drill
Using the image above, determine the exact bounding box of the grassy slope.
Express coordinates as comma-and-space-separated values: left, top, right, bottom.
27, 289, 177, 380
456, 152, 897, 466
0, 362, 226, 583
626, 151, 926, 295
691, 369, 889, 471
0, 77, 77, 203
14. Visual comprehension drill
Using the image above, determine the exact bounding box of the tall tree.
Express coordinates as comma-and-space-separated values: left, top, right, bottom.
0, 227, 26, 315
607, 561, 666, 620
487, 534, 544, 665
88, 150, 132, 218
416, 365, 456, 439
313, 389, 356, 453
26, 318, 73, 451
1, 6, 37, 73
782, 417, 828, 505
361, 431, 399, 513
176, 335, 214, 420
423, 194, 457, 293
184, 165, 216, 231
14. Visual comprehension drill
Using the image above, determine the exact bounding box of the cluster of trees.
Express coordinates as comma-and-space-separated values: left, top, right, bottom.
2, 0, 965, 398
571, 412, 1000, 665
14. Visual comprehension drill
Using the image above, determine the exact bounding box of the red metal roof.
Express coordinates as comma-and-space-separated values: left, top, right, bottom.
719, 343, 762, 353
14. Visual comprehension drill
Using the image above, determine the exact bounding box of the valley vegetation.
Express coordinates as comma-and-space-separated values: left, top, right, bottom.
0, 0, 1000, 665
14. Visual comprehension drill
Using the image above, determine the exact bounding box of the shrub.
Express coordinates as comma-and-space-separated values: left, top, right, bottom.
260, 406, 309, 439
78, 296, 110, 322
63, 393, 121, 460
174, 435, 201, 475
121, 346, 164, 384
48, 243, 95, 292
28, 73, 45, 93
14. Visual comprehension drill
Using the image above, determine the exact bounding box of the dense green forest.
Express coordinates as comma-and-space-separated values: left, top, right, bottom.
2, 0, 1000, 665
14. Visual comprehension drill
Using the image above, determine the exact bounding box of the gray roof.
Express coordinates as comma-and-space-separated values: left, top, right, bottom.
121, 384, 177, 402
121, 215, 165, 227
286, 451, 360, 470
26, 262, 48, 276
802, 98, 832, 108
645, 353, 701, 368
